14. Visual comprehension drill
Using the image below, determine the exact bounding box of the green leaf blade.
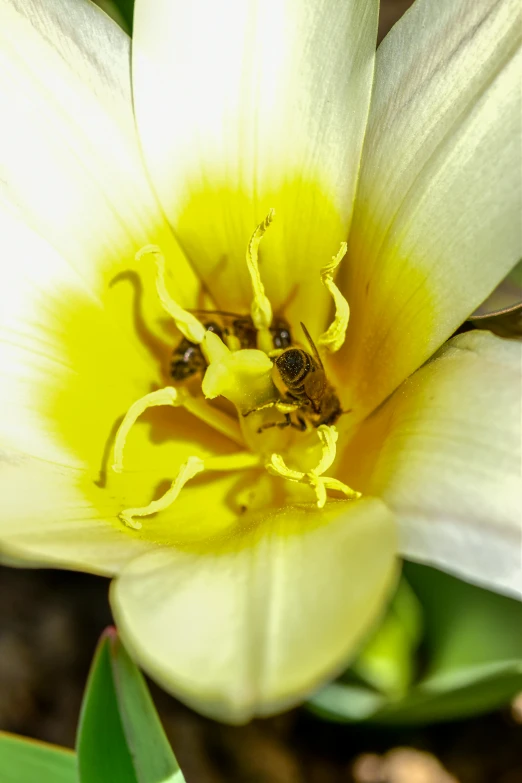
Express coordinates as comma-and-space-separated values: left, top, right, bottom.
76, 628, 183, 783
0, 732, 77, 783
110, 632, 181, 783
76, 630, 139, 783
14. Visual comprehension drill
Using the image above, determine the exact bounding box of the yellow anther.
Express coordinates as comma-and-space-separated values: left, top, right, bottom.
113, 385, 244, 474
136, 245, 206, 344
266, 453, 304, 482
119, 456, 205, 530
314, 425, 339, 475
321, 477, 360, 498
246, 210, 274, 332
318, 242, 350, 353
112, 387, 184, 473
265, 424, 360, 509
309, 475, 328, 509
118, 450, 262, 530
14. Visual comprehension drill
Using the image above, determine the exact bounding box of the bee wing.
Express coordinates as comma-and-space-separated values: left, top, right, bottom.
300, 322, 324, 370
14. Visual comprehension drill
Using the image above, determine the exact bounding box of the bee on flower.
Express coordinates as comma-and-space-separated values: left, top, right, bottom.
0, 0, 520, 724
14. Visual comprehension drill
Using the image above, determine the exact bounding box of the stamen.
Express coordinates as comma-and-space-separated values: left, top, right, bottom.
119, 450, 262, 530
318, 242, 350, 353
266, 424, 360, 509
112, 387, 183, 473
112, 385, 244, 476
309, 476, 328, 509
267, 453, 304, 481
119, 456, 205, 530
314, 424, 339, 475
246, 209, 274, 336
136, 245, 206, 344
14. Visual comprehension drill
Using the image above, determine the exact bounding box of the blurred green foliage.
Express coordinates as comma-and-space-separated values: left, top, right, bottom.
309, 563, 522, 724
0, 733, 76, 783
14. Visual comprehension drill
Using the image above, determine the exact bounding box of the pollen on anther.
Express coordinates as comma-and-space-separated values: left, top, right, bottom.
318, 242, 350, 353
245, 210, 275, 334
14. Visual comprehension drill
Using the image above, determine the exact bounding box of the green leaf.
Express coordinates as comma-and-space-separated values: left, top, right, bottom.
77, 631, 138, 783
351, 576, 423, 698
0, 732, 76, 783
95, 0, 134, 33
308, 564, 522, 725
113, 0, 134, 32
309, 683, 387, 722
110, 632, 184, 783
77, 628, 184, 783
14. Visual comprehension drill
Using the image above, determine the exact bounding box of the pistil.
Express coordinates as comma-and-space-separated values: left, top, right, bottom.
112, 213, 360, 530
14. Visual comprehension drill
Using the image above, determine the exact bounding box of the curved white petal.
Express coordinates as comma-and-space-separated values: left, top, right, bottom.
0, 204, 159, 467
472, 259, 522, 317
343, 331, 522, 599
0, 207, 240, 572
0, 0, 203, 494
0, 456, 152, 575
0, 0, 196, 308
133, 0, 378, 329
111, 498, 397, 723
339, 0, 522, 418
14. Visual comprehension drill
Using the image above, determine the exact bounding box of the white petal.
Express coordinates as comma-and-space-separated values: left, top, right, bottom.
0, 0, 196, 305
0, 204, 158, 468
343, 331, 522, 599
0, 455, 151, 575
0, 208, 245, 572
0, 0, 199, 492
132, 0, 378, 329
472, 259, 522, 317
0, 204, 157, 573
111, 498, 397, 723
338, 0, 522, 418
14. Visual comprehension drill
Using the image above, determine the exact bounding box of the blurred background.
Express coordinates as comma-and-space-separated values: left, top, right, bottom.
1, 564, 521, 782
1, 2, 521, 781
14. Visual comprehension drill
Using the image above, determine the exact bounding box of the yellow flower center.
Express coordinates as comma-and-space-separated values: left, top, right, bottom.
112, 212, 360, 530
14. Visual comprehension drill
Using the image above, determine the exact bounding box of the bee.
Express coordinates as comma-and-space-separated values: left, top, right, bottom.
257, 323, 343, 432
170, 311, 293, 382
170, 320, 223, 381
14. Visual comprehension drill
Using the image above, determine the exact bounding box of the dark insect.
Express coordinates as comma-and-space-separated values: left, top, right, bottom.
260, 323, 343, 431
170, 321, 222, 381
170, 311, 293, 382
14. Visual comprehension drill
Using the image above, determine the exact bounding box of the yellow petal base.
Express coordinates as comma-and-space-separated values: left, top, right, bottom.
112, 218, 358, 529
